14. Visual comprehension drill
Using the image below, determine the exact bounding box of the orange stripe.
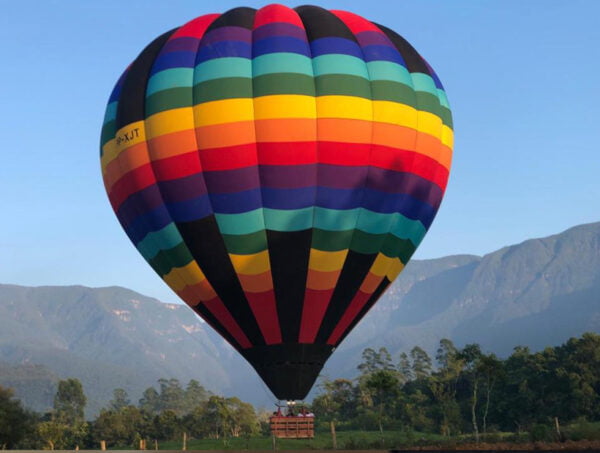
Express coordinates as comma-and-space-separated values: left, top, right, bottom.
176, 280, 218, 303
306, 269, 341, 291
103, 142, 150, 192
360, 272, 384, 295
237, 271, 274, 293
147, 128, 198, 160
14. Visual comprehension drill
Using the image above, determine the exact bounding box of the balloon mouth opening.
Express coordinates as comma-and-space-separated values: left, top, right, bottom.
242, 343, 335, 400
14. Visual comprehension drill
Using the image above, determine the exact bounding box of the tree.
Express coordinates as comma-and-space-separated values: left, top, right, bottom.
109, 388, 130, 411
312, 378, 355, 449
410, 346, 432, 379
477, 353, 503, 437
37, 421, 69, 450
398, 352, 413, 382
358, 347, 395, 375
458, 343, 483, 442
54, 378, 86, 424
363, 370, 400, 437
184, 379, 210, 413
139, 387, 160, 414
429, 340, 463, 436
0, 386, 34, 449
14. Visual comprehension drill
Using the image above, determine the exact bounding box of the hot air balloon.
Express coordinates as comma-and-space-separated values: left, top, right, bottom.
100, 4, 452, 406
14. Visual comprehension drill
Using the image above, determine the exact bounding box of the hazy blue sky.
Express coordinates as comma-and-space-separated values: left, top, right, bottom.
1, 1, 598, 303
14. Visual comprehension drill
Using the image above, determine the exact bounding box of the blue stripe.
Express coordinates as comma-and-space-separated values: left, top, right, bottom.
310, 37, 363, 59
262, 187, 316, 210
196, 41, 251, 64
362, 45, 406, 65
253, 36, 311, 57
151, 51, 197, 73
210, 189, 262, 214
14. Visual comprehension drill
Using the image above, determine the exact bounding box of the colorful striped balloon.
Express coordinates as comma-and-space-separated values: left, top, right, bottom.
100, 4, 453, 400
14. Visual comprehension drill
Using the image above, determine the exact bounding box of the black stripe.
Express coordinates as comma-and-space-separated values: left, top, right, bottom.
295, 5, 358, 43
374, 23, 432, 76
315, 251, 378, 343
177, 217, 265, 347
334, 278, 391, 346
115, 29, 176, 129
266, 230, 312, 343
205, 6, 256, 31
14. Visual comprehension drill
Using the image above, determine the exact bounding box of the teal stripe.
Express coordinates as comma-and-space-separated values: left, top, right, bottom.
367, 61, 413, 86
136, 223, 184, 261
313, 54, 369, 78
103, 102, 117, 124
215, 210, 265, 235
389, 215, 427, 246
264, 207, 313, 231
194, 58, 252, 83
314, 207, 360, 231
411, 73, 440, 97
355, 209, 396, 235
147, 68, 193, 95
437, 89, 450, 109
252, 53, 313, 77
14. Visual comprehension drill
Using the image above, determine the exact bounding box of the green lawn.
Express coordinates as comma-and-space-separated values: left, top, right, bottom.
155, 430, 444, 450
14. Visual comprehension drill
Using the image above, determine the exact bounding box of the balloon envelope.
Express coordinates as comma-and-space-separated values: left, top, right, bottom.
100, 4, 453, 400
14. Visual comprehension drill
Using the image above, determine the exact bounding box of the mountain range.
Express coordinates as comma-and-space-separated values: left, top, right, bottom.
1, 221, 598, 415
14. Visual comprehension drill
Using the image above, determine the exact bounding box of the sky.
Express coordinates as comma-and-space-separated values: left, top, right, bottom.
1, 1, 599, 303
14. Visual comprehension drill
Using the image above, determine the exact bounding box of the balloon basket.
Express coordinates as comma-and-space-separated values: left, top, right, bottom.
269, 402, 315, 439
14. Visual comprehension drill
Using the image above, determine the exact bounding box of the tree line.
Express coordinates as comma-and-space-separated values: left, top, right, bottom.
1, 332, 599, 449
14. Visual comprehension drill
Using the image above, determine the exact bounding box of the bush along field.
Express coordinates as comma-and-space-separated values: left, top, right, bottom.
1, 333, 600, 450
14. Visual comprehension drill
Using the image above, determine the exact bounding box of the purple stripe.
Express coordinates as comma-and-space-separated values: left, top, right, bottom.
252, 22, 307, 42
318, 165, 368, 189
160, 174, 208, 202
201, 26, 251, 45
366, 168, 443, 209
259, 164, 317, 188
196, 41, 251, 63
160, 36, 200, 53
355, 30, 396, 47
204, 166, 260, 193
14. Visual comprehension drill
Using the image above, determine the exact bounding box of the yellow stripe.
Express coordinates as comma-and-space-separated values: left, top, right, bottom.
317, 96, 372, 121
229, 250, 270, 275
255, 95, 316, 120
100, 121, 146, 172
370, 253, 396, 277
146, 107, 195, 140
162, 261, 207, 291
386, 258, 405, 281
194, 98, 255, 126
308, 249, 349, 272
441, 124, 454, 148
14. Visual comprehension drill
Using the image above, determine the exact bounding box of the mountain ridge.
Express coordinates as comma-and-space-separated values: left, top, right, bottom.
1, 221, 598, 414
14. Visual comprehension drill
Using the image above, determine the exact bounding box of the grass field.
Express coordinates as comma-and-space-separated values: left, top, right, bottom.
156, 430, 445, 451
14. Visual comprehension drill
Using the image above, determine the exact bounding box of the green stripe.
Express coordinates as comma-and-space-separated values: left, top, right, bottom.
381, 235, 415, 264
415, 91, 453, 128
313, 54, 369, 78
437, 89, 450, 109
146, 88, 192, 116
215, 210, 265, 235
222, 230, 267, 255
194, 58, 252, 83
389, 215, 426, 246
253, 73, 315, 97
194, 77, 252, 103
315, 74, 370, 98
312, 229, 353, 251
149, 241, 194, 276
371, 80, 416, 105
136, 223, 184, 260
253, 53, 313, 77
148, 68, 193, 95
349, 230, 389, 254
100, 120, 116, 150
264, 207, 313, 231
355, 209, 396, 235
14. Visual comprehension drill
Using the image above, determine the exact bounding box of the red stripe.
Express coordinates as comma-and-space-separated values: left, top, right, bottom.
318, 142, 371, 166
298, 288, 334, 343
254, 4, 303, 28
109, 163, 155, 211
327, 290, 371, 345
246, 291, 282, 345
173, 14, 220, 39
330, 10, 381, 33
371, 145, 449, 190
204, 297, 252, 348
258, 142, 317, 165
199, 143, 258, 170
152, 152, 202, 181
